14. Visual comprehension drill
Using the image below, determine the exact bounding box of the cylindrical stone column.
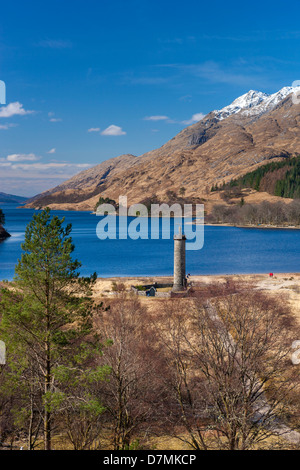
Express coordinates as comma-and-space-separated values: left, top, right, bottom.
172, 229, 186, 291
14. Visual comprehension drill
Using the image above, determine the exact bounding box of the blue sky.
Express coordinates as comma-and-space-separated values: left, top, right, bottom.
0, 0, 299, 197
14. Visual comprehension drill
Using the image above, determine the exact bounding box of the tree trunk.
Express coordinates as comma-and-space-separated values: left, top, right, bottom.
44, 334, 51, 450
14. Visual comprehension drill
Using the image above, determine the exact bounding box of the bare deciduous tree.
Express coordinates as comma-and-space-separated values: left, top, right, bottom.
94, 296, 163, 450
155, 291, 299, 450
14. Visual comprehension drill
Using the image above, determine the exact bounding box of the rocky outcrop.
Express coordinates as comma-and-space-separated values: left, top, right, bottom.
0, 225, 11, 241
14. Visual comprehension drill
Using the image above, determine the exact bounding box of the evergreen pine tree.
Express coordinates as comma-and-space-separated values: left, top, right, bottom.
0, 208, 98, 450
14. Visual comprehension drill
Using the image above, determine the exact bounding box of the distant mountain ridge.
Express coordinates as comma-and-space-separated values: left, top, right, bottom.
25, 86, 300, 212
0, 192, 28, 203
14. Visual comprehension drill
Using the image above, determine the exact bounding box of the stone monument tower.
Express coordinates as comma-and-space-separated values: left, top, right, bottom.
172, 226, 186, 292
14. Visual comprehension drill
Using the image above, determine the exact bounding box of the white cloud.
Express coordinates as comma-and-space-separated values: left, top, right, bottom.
48, 112, 62, 122
0, 161, 92, 176
101, 125, 126, 136
143, 113, 205, 125
38, 39, 73, 49
88, 127, 101, 133
0, 123, 17, 130
6, 163, 90, 171
0, 102, 34, 118
162, 61, 270, 88
181, 113, 206, 125
0, 161, 93, 195
143, 115, 169, 121
6, 153, 40, 162
0, 151, 92, 175
47, 148, 56, 154
179, 95, 192, 102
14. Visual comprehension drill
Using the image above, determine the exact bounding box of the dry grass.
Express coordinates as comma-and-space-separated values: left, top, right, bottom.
92, 272, 300, 325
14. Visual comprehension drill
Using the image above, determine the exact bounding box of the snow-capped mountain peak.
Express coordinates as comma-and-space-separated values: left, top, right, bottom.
214, 85, 300, 121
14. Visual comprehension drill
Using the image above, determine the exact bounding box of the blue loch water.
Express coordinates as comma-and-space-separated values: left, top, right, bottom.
0, 204, 299, 281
